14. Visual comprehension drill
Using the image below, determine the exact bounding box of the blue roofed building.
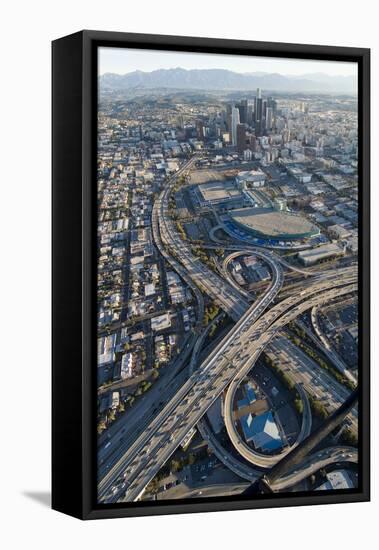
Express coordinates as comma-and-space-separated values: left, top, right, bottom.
237, 397, 249, 410
240, 411, 283, 452
237, 383, 257, 411
240, 412, 256, 442
245, 384, 257, 404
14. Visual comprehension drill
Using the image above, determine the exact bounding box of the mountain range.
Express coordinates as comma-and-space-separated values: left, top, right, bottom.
99, 68, 357, 94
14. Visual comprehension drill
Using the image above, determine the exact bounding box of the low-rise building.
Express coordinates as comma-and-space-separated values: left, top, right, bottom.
316, 470, 354, 490
298, 243, 344, 266
120, 352, 133, 379
196, 180, 245, 210
328, 224, 352, 240
240, 410, 283, 452
236, 169, 267, 188
151, 313, 171, 332
111, 391, 120, 410
98, 333, 117, 366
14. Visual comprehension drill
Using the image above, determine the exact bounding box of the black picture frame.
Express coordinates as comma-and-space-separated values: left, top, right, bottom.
52, 30, 370, 520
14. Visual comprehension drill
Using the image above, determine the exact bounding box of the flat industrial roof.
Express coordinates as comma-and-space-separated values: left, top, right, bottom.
198, 181, 242, 202
298, 242, 342, 260
230, 207, 319, 239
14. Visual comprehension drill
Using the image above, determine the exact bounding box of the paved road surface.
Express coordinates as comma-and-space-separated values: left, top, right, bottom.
100, 275, 356, 502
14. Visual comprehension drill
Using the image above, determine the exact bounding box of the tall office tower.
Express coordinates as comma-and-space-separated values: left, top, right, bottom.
254, 88, 263, 136
267, 97, 278, 129
231, 106, 240, 146
227, 113, 232, 133
236, 123, 247, 152
265, 107, 274, 131
267, 97, 277, 112
247, 103, 253, 125
220, 111, 228, 132
237, 99, 248, 124
196, 119, 205, 140
262, 99, 268, 129
225, 103, 233, 131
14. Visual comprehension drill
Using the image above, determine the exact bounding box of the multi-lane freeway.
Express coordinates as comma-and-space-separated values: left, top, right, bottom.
97, 242, 284, 502
270, 445, 358, 491
155, 161, 250, 321
266, 335, 358, 435
223, 278, 357, 469
97, 332, 197, 478
98, 272, 356, 503
98, 157, 271, 488
97, 154, 359, 504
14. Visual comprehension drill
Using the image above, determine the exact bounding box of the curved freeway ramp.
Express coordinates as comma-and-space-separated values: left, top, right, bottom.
271, 446, 358, 491
223, 280, 358, 470
104, 276, 357, 503
208, 227, 340, 278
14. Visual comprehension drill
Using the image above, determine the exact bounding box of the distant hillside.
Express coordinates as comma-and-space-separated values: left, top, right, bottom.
99, 68, 357, 94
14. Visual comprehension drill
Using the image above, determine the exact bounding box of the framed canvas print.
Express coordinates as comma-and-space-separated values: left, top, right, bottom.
52, 31, 370, 520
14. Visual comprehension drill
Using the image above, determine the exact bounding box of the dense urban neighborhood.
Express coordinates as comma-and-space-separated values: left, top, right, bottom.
96, 65, 359, 504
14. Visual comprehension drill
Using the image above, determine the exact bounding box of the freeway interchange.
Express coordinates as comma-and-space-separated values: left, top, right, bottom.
97, 156, 358, 504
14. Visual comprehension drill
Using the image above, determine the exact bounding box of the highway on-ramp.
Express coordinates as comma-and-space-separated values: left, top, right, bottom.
97, 155, 358, 504
98, 272, 356, 503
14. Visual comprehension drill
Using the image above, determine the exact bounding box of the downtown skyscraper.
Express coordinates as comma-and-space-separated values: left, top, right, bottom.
254, 88, 264, 136
231, 106, 240, 146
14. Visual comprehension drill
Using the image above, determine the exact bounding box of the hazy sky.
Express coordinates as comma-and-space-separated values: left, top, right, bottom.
99, 47, 357, 77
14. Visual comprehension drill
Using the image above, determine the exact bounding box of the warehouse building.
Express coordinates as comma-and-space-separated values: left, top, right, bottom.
236, 169, 267, 189
298, 242, 345, 266
316, 470, 354, 490
240, 410, 283, 452
151, 313, 172, 332
196, 180, 245, 210
97, 333, 117, 366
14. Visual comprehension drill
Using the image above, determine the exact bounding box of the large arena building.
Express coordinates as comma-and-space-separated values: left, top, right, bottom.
229, 207, 320, 241
196, 180, 246, 210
